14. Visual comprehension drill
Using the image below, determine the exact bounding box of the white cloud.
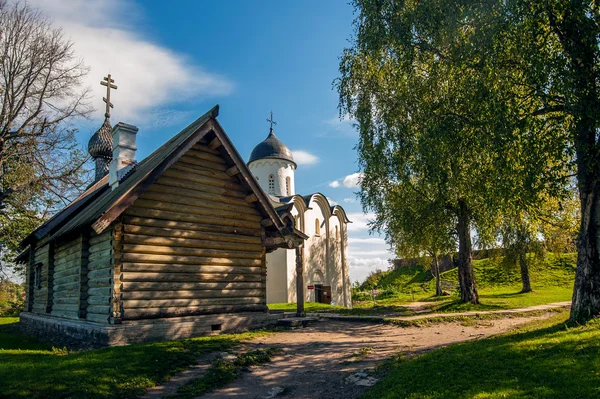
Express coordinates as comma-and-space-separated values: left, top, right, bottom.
326, 197, 338, 206
346, 235, 394, 283
329, 180, 341, 188
292, 150, 319, 165
343, 197, 356, 203
319, 115, 357, 138
31, 0, 233, 127
343, 172, 364, 188
348, 237, 386, 244
346, 212, 375, 232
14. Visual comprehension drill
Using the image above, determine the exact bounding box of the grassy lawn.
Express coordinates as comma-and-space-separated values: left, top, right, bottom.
364, 311, 600, 398
0, 317, 269, 398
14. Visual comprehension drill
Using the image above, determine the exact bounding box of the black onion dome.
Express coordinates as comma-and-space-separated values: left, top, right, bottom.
88, 118, 113, 159
248, 129, 296, 167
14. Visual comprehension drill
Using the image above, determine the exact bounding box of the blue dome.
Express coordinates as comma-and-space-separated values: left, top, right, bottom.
248, 129, 296, 167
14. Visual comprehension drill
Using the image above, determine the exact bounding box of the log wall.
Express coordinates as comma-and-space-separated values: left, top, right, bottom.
51, 237, 83, 320
30, 245, 50, 315
86, 230, 114, 323
121, 141, 267, 320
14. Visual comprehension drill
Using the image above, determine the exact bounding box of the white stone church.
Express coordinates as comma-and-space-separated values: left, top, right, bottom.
248, 123, 352, 308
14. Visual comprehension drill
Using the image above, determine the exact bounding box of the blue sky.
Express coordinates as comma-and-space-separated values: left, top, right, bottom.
33, 0, 392, 282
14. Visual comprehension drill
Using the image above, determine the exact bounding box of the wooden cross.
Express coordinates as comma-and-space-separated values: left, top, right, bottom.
266, 111, 277, 131
101, 74, 118, 118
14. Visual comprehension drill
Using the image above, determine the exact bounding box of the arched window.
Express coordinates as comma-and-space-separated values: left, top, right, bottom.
315, 219, 321, 236
268, 174, 275, 194
335, 225, 339, 240
286, 176, 291, 195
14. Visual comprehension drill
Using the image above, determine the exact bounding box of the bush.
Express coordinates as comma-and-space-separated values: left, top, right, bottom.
0, 280, 24, 317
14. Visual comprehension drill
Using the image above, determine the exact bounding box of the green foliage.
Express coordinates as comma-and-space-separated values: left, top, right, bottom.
0, 280, 24, 316
364, 312, 600, 398
0, 319, 269, 398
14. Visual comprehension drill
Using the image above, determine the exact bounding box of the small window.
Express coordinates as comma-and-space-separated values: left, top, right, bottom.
335, 225, 339, 240
34, 263, 43, 289
268, 174, 275, 194
286, 176, 291, 195
315, 219, 321, 236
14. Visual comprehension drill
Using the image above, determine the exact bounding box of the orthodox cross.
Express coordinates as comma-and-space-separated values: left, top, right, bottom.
100, 74, 118, 119
266, 111, 277, 131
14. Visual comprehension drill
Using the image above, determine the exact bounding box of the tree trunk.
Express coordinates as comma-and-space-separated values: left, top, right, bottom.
571, 181, 600, 323
456, 199, 479, 304
519, 250, 532, 293
432, 254, 442, 296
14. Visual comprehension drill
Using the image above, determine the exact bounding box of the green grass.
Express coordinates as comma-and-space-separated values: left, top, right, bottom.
0, 317, 270, 398
267, 301, 347, 313
363, 311, 600, 398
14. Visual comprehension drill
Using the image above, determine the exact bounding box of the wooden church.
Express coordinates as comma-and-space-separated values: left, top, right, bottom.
17, 78, 307, 346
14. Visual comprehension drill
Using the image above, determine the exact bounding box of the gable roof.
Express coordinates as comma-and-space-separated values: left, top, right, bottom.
22, 105, 292, 247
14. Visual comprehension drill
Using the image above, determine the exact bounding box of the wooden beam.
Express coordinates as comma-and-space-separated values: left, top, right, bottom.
208, 137, 222, 150
226, 165, 240, 177
245, 193, 258, 203
296, 246, 305, 317
261, 218, 274, 227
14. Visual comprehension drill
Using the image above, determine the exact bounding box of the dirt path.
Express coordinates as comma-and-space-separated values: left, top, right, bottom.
198, 313, 554, 399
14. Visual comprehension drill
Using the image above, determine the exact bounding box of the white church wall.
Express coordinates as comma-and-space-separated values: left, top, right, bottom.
248, 159, 295, 196
304, 197, 329, 303
328, 215, 344, 306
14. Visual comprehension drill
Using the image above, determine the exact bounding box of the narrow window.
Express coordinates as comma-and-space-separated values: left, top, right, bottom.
268, 174, 275, 194
34, 263, 43, 289
335, 225, 339, 240
315, 219, 320, 236
286, 176, 291, 195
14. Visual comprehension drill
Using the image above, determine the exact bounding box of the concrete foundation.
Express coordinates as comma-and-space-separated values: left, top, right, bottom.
20, 311, 285, 348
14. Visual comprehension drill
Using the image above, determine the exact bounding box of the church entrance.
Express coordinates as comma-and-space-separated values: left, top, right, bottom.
315, 284, 332, 304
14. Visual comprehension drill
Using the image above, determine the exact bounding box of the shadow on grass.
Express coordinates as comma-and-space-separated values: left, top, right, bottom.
433, 300, 506, 313
365, 315, 600, 399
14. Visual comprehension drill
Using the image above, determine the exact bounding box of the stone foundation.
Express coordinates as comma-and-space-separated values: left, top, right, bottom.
20, 311, 285, 348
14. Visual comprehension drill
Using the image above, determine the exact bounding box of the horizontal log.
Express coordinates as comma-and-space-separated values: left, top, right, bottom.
54, 250, 85, 266
123, 216, 263, 238
171, 161, 230, 180
121, 263, 262, 275
88, 277, 112, 287
123, 234, 263, 253
88, 259, 113, 271
51, 304, 79, 312
53, 296, 79, 305
51, 310, 80, 320
159, 168, 247, 195
154, 175, 247, 202
226, 165, 240, 177
55, 241, 82, 258
53, 282, 81, 293
179, 154, 227, 171
142, 186, 260, 216
88, 287, 112, 297
136, 193, 261, 222
88, 305, 111, 314
122, 289, 264, 300
88, 296, 111, 305
184, 148, 226, 165
123, 297, 262, 309
122, 281, 263, 291
89, 238, 113, 253
123, 225, 261, 245
89, 248, 113, 263
52, 288, 80, 298
89, 229, 112, 246
88, 268, 112, 280
193, 141, 220, 154
87, 313, 110, 323
207, 137, 222, 150
53, 265, 80, 280
125, 206, 261, 230
122, 251, 263, 266
124, 304, 267, 320
150, 181, 252, 208
121, 272, 263, 283
244, 193, 258, 203
53, 274, 80, 286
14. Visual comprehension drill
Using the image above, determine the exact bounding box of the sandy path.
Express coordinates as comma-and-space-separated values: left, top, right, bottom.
199, 314, 552, 399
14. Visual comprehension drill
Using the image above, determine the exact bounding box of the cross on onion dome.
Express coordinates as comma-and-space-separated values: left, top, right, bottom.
100, 74, 118, 119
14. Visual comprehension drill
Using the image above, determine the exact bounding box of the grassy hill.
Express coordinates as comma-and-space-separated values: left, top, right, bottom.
352, 252, 577, 312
